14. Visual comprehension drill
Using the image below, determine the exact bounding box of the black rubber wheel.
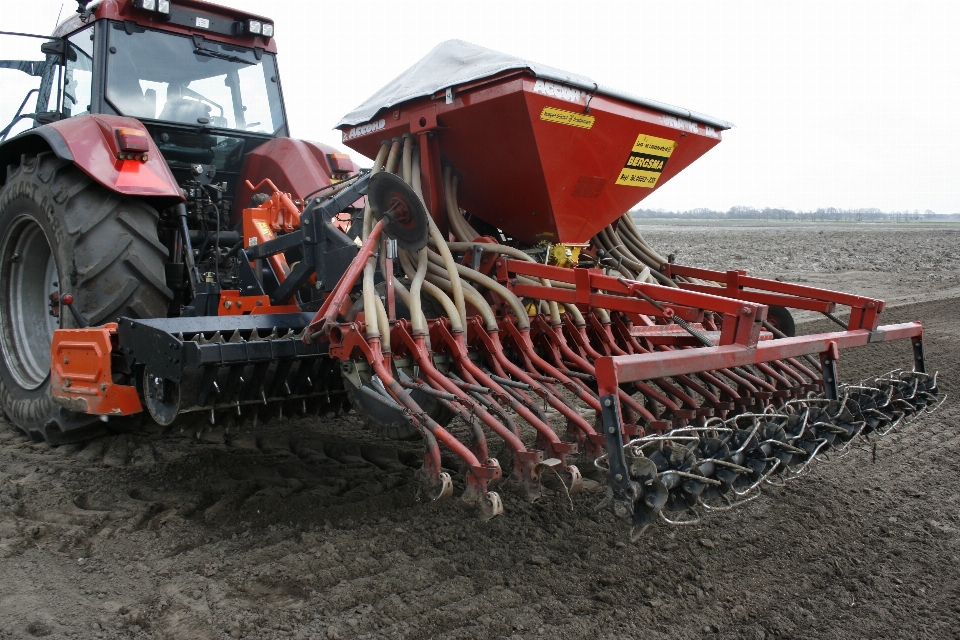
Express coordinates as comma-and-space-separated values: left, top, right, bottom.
766, 305, 796, 338
0, 153, 172, 444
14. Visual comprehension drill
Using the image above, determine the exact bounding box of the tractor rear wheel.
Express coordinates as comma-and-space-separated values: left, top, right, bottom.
0, 153, 173, 444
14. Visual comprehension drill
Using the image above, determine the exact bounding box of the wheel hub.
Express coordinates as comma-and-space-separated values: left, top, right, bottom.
0, 217, 61, 390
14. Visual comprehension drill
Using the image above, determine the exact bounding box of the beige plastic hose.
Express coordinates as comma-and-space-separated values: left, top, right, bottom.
440, 240, 563, 324
401, 135, 414, 185
408, 155, 468, 328
399, 248, 464, 333
360, 141, 392, 339
424, 249, 530, 330
444, 166, 480, 242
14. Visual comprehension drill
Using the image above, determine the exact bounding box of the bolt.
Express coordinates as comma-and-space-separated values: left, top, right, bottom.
224, 300, 232, 309
64, 380, 71, 388
604, 398, 613, 407
740, 307, 752, 315
63, 357, 69, 364
100, 383, 107, 392
256, 300, 262, 306
615, 474, 623, 482
613, 503, 629, 517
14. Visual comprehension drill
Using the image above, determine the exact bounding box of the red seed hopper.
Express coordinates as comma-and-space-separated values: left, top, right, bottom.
337, 40, 731, 244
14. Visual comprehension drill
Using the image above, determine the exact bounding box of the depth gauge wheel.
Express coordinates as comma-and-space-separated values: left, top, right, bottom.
765, 305, 796, 338
0, 153, 172, 443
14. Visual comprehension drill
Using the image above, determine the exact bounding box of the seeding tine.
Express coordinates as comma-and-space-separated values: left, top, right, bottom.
370, 349, 502, 515
471, 325, 603, 455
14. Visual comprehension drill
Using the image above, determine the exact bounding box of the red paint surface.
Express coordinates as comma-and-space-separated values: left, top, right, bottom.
55, 0, 278, 53
233, 138, 359, 224
47, 115, 181, 200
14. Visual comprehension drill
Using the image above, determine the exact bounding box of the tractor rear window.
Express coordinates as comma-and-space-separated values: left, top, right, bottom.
105, 23, 285, 136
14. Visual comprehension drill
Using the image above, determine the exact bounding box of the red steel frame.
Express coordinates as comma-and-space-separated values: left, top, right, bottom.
489, 257, 927, 408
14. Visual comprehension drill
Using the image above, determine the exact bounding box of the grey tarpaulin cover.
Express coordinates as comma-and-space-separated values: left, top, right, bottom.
337, 39, 733, 131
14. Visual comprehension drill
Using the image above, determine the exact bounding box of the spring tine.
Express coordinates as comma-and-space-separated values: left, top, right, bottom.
196, 366, 219, 407
698, 492, 760, 512
658, 510, 702, 526
268, 359, 295, 397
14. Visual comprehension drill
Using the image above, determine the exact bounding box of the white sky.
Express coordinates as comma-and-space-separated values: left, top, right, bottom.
7, 0, 960, 213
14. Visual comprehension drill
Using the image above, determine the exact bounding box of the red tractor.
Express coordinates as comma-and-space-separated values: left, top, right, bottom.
0, 0, 360, 443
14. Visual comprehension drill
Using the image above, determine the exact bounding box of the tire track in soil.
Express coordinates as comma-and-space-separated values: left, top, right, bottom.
0, 297, 957, 640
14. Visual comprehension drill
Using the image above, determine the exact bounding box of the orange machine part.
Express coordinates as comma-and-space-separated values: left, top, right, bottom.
50, 323, 142, 416
217, 290, 300, 315
242, 180, 304, 282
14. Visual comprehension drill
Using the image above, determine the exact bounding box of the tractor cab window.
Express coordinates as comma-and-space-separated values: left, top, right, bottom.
0, 32, 64, 141
64, 27, 94, 118
105, 23, 285, 136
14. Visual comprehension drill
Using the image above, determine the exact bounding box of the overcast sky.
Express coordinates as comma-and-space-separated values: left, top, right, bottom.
9, 0, 960, 213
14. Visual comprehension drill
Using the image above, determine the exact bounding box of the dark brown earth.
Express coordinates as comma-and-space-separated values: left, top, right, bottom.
1, 226, 957, 640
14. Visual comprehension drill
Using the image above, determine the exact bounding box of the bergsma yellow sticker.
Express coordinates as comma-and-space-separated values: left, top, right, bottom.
540, 106, 595, 129
616, 134, 676, 188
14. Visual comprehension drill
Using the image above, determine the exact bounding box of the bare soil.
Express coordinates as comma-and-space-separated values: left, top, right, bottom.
1, 224, 957, 640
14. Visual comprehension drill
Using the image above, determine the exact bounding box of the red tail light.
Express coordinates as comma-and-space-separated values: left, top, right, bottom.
115, 128, 150, 161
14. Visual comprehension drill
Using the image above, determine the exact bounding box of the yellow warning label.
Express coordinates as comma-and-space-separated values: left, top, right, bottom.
616, 134, 677, 188
540, 106, 595, 129
254, 219, 275, 240
631, 134, 676, 157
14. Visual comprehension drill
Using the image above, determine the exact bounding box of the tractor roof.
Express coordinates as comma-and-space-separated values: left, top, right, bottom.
54, 0, 278, 53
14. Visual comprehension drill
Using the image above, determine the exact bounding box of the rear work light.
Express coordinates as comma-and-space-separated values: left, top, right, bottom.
134, 0, 170, 15
115, 128, 150, 162
247, 19, 273, 38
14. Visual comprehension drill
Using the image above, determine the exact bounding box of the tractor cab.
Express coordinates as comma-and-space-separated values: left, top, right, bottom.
0, 0, 305, 216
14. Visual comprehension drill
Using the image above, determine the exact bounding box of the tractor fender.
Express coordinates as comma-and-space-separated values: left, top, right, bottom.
232, 137, 360, 224
0, 114, 183, 207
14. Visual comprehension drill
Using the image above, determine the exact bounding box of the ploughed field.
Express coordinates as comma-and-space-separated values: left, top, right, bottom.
0, 222, 957, 640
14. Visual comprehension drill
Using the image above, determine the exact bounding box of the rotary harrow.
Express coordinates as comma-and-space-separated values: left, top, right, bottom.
0, 6, 938, 538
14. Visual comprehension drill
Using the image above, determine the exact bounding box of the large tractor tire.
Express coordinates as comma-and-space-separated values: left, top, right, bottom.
0, 152, 173, 444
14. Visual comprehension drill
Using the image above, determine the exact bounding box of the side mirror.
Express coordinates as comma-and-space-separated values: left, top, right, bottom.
39, 39, 76, 62
35, 112, 63, 125
40, 40, 65, 56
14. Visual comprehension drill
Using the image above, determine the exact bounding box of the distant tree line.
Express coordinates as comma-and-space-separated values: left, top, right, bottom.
631, 206, 960, 222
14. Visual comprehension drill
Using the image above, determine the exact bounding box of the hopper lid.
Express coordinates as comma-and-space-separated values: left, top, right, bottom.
337, 39, 733, 131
